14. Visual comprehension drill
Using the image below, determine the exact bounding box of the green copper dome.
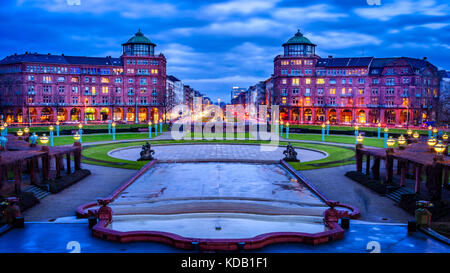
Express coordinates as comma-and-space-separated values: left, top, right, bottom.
122, 29, 156, 46
283, 30, 315, 46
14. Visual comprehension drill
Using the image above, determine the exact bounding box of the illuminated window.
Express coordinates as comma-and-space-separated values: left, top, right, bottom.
151, 69, 158, 74
102, 86, 108, 94
358, 88, 364, 94
316, 78, 325, 84
101, 77, 109, 83
341, 88, 346, 94
92, 87, 96, 95
292, 78, 300, 86
71, 77, 79, 83
305, 78, 311, 84
330, 88, 336, 95
282, 97, 287, 104
402, 98, 409, 106
281, 60, 289, 65
282, 79, 287, 84
305, 97, 310, 105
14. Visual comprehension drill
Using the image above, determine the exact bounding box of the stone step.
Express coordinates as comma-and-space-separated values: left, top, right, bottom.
22, 185, 50, 200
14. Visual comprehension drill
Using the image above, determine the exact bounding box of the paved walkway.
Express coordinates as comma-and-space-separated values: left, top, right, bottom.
23, 163, 136, 221
108, 144, 327, 163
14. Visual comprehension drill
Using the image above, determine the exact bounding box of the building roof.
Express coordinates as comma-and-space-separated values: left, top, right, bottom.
167, 75, 180, 82
316, 57, 373, 67
122, 29, 156, 46
0, 53, 123, 66
283, 30, 315, 46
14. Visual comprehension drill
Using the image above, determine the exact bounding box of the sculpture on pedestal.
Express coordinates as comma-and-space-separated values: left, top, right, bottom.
137, 141, 155, 161
283, 142, 299, 162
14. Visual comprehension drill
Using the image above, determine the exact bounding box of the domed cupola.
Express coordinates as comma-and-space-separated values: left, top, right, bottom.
282, 29, 316, 57
122, 29, 156, 56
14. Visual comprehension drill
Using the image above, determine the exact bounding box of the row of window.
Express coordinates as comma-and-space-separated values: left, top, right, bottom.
280, 87, 413, 96
280, 60, 314, 66
27, 75, 158, 84
281, 96, 410, 106
31, 96, 159, 105
280, 77, 416, 86
126, 59, 159, 65
27, 85, 159, 95
26, 65, 123, 76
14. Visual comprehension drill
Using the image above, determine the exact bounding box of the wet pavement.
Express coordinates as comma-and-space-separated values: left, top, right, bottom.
0, 221, 448, 253
108, 144, 327, 163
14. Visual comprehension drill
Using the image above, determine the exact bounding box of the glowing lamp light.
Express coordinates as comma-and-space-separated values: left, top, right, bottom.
322, 123, 326, 128
39, 134, 49, 145
428, 125, 432, 130
427, 137, 437, 148
407, 129, 412, 136
286, 122, 289, 127
56, 121, 60, 126
387, 136, 396, 148
398, 135, 406, 146
111, 122, 116, 127
443, 133, 448, 141
49, 126, 54, 131
78, 123, 83, 129
354, 125, 359, 131
24, 127, 29, 133
432, 128, 438, 134
413, 131, 420, 139
148, 121, 152, 126
280, 120, 284, 125
3, 123, 7, 127
73, 132, 81, 142
384, 127, 389, 133
159, 119, 162, 123
17, 130, 24, 136
0, 125, 4, 131
326, 120, 330, 125
356, 134, 364, 144
377, 122, 381, 127
434, 141, 446, 155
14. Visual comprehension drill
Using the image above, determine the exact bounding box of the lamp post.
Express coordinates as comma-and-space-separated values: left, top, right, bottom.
56, 121, 60, 137
49, 125, 54, 147
112, 122, 116, 141
406, 129, 412, 139
326, 120, 330, 136
354, 125, 359, 144
108, 120, 112, 134
30, 132, 38, 146
280, 120, 283, 137
159, 119, 162, 134
78, 123, 83, 143
24, 127, 29, 139
39, 134, 49, 146
0, 135, 7, 150
154, 121, 158, 136
413, 131, 420, 142
428, 125, 432, 138
0, 125, 4, 137
286, 122, 290, 139
321, 123, 325, 142
3, 122, 7, 135
148, 121, 152, 139
377, 122, 381, 139
384, 127, 389, 148
443, 133, 448, 142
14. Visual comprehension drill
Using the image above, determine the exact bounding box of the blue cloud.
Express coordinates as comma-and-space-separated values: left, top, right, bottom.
0, 0, 448, 103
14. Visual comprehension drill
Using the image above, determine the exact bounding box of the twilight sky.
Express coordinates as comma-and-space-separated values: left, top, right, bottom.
1, 0, 449, 102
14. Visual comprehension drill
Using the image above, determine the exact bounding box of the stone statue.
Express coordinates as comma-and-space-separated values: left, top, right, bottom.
283, 142, 299, 162
137, 141, 155, 161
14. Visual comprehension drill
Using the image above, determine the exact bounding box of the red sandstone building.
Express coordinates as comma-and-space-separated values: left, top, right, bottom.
273, 30, 441, 126
0, 30, 166, 124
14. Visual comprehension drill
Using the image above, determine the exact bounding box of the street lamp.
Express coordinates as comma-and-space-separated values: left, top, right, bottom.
3, 122, 7, 135
406, 129, 412, 138
356, 134, 364, 148
17, 129, 24, 139
0, 125, 4, 137
427, 137, 437, 152
112, 121, 116, 141
56, 121, 60, 136
24, 127, 29, 134
159, 119, 163, 134
428, 125, 432, 138
280, 120, 284, 137
286, 122, 290, 139
354, 125, 359, 144
443, 133, 448, 142
326, 120, 330, 136
377, 122, 381, 139
148, 121, 152, 139
413, 131, 420, 141
321, 123, 325, 142
384, 127, 389, 148
78, 123, 83, 143
49, 125, 54, 146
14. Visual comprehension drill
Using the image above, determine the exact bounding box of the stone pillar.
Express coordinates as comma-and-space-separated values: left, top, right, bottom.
366, 154, 371, 176
73, 142, 82, 171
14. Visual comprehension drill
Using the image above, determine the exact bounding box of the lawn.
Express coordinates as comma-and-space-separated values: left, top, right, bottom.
43, 132, 154, 146
288, 124, 440, 135
6, 123, 169, 134
286, 133, 392, 148
80, 139, 356, 171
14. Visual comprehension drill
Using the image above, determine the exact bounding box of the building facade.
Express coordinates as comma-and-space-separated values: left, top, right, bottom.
273, 30, 441, 126
0, 30, 167, 124
166, 75, 184, 112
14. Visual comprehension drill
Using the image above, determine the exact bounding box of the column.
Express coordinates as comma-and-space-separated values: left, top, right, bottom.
366, 154, 371, 176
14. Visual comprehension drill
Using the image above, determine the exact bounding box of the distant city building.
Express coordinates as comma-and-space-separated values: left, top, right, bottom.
0, 30, 167, 124
272, 29, 441, 126
438, 70, 450, 124
166, 75, 184, 111
231, 86, 246, 102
